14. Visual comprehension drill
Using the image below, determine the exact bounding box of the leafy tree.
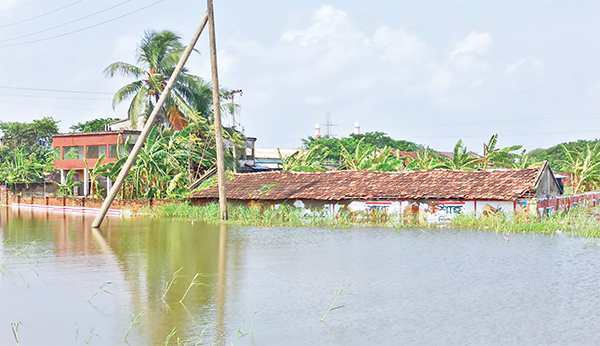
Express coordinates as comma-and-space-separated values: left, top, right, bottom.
527, 139, 600, 172
302, 132, 422, 165
438, 140, 479, 170
404, 148, 445, 171
70, 118, 121, 133
278, 146, 326, 172
480, 134, 522, 170
0, 117, 59, 149
558, 142, 600, 193
0, 149, 45, 187
104, 30, 212, 130
53, 170, 83, 197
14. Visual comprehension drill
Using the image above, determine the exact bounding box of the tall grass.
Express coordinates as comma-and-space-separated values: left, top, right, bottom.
149, 201, 600, 238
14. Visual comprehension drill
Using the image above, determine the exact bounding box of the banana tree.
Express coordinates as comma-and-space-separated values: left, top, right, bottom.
54, 170, 83, 197
439, 140, 479, 170
558, 142, 600, 193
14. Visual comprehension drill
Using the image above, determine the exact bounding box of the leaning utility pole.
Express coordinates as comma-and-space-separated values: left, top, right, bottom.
208, 0, 228, 220
91, 11, 211, 228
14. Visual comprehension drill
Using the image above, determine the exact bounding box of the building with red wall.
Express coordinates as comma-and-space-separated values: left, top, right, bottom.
53, 131, 140, 196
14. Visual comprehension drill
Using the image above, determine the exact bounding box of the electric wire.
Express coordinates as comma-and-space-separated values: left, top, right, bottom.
0, 86, 113, 95
0, 92, 112, 101
0, 100, 116, 113
0, 0, 133, 43
0, 0, 165, 48
0, 0, 42, 15
0, 0, 82, 29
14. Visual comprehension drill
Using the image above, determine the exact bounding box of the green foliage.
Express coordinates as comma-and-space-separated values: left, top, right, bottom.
0, 116, 59, 149
438, 140, 479, 170
480, 134, 523, 170
527, 139, 600, 172
301, 132, 422, 165
69, 118, 120, 133
104, 30, 215, 131
0, 149, 46, 186
54, 170, 83, 197
557, 142, 600, 193
151, 202, 600, 238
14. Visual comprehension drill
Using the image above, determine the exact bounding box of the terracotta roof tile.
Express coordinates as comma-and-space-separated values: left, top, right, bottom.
190, 168, 541, 202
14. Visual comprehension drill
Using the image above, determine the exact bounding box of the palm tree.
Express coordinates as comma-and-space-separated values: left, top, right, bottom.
104, 30, 211, 130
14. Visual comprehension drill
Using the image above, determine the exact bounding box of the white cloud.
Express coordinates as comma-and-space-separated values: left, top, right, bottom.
504, 57, 544, 77
450, 31, 492, 59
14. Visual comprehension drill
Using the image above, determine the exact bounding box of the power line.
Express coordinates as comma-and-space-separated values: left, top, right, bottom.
0, 0, 42, 15
0, 0, 82, 29
0, 0, 133, 43
0, 0, 165, 48
0, 100, 117, 113
0, 86, 113, 95
0, 92, 111, 101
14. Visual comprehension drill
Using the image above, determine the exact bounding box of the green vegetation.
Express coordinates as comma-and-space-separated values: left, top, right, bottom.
69, 118, 120, 133
302, 131, 422, 165
0, 117, 59, 187
320, 286, 346, 322
104, 30, 214, 131
150, 201, 600, 238
528, 139, 599, 171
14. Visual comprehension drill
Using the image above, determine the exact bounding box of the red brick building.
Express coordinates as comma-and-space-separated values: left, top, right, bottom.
52, 131, 140, 196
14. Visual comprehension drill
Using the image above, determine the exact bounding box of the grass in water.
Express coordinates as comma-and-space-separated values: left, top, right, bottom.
320, 286, 345, 322
11, 321, 21, 345
162, 267, 183, 301
150, 201, 600, 238
87, 282, 113, 303
179, 272, 208, 304
124, 312, 144, 341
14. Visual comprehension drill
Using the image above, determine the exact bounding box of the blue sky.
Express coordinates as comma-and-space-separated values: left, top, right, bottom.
0, 0, 598, 154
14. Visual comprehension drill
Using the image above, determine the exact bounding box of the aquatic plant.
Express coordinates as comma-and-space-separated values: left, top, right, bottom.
149, 201, 600, 238
125, 312, 144, 341
162, 267, 183, 301
179, 272, 207, 304
87, 282, 113, 303
320, 286, 345, 322
11, 321, 21, 345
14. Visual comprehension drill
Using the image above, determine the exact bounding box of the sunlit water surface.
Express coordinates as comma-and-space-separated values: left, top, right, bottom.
1, 206, 600, 345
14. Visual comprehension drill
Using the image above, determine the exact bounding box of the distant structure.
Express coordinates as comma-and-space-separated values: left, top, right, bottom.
314, 123, 321, 140
324, 111, 337, 137
354, 121, 360, 135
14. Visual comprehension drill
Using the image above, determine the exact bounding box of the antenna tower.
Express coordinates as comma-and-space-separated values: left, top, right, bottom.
324, 111, 337, 137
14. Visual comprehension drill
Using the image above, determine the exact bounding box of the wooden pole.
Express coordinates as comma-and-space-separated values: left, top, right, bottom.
91, 12, 210, 228
207, 0, 228, 220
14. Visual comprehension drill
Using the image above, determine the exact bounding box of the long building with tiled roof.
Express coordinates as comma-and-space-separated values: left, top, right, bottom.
191, 163, 559, 202
190, 162, 562, 220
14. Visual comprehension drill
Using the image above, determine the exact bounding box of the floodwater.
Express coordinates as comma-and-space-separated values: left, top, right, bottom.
1, 207, 600, 346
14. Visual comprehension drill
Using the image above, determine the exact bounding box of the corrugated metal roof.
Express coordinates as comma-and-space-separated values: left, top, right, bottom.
191, 167, 542, 202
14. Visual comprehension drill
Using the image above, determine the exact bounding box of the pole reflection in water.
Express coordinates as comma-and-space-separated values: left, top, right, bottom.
215, 223, 228, 345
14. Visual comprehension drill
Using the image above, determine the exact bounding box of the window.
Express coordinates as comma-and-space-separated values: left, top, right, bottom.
64, 146, 83, 160
86, 145, 106, 159
109, 144, 125, 158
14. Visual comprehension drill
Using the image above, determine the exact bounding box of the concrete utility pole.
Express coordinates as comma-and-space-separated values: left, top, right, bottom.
91, 11, 210, 228
208, 0, 228, 220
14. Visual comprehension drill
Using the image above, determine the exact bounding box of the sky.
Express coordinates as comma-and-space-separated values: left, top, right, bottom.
0, 0, 598, 154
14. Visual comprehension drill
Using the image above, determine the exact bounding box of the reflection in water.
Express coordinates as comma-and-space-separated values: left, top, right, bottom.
216, 224, 228, 345
3, 206, 600, 345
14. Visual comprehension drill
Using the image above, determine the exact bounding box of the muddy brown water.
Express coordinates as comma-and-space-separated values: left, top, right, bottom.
1, 206, 600, 345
